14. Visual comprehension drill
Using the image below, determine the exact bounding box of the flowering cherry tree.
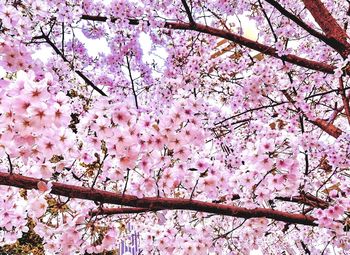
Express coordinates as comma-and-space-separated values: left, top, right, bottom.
0, 0, 350, 254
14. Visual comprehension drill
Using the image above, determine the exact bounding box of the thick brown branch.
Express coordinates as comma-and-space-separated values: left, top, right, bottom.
281, 89, 343, 138
0, 172, 317, 226
302, 0, 350, 57
91, 194, 329, 216
80, 15, 335, 74
164, 22, 335, 73
309, 118, 343, 138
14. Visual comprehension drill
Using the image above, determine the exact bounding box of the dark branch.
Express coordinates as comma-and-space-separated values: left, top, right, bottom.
264, 0, 346, 55
35, 31, 107, 96
126, 56, 139, 109
164, 22, 335, 73
79, 15, 336, 74
181, 0, 194, 23
6, 153, 13, 174
81, 15, 140, 25
0, 172, 317, 226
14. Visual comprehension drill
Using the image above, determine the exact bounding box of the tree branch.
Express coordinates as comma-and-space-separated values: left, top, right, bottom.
181, 0, 194, 23
259, 0, 278, 43
81, 15, 139, 25
281, 89, 343, 138
275, 194, 329, 209
90, 207, 159, 216
126, 56, 139, 109
92, 194, 329, 217
309, 118, 343, 138
302, 0, 350, 57
339, 77, 350, 125
264, 0, 345, 55
36, 31, 107, 96
164, 22, 335, 74
79, 15, 336, 74
0, 172, 317, 226
6, 153, 13, 174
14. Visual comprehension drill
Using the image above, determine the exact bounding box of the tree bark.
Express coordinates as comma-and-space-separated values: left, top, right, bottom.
0, 172, 317, 226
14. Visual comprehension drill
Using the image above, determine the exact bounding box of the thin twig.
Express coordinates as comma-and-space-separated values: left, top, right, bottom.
264, 0, 328, 43
36, 29, 107, 96
6, 153, 13, 174
305, 86, 350, 99
123, 168, 130, 196
126, 56, 139, 109
213, 219, 247, 242
316, 169, 337, 197
61, 22, 65, 56
91, 153, 108, 189
190, 178, 199, 200
320, 236, 335, 255
339, 76, 350, 125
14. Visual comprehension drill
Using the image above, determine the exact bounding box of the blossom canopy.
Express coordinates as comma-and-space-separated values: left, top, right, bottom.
0, 0, 350, 254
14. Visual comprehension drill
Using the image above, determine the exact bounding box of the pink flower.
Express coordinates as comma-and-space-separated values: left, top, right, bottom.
255, 186, 270, 203
201, 175, 218, 197
92, 117, 113, 138
326, 205, 344, 218
112, 106, 131, 126
37, 181, 51, 192
27, 102, 51, 128
23, 78, 50, 103
143, 177, 156, 192
152, 134, 165, 150
27, 193, 48, 218
268, 175, 284, 191
12, 97, 31, 114
119, 148, 138, 170
318, 215, 333, 228
52, 103, 71, 127
139, 155, 153, 173
101, 229, 117, 249
195, 159, 209, 173
174, 146, 190, 160
276, 158, 292, 170
37, 137, 56, 159
258, 138, 275, 152
256, 156, 273, 171
241, 172, 256, 189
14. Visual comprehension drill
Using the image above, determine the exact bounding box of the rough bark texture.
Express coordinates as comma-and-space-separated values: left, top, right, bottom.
302, 0, 350, 57
311, 118, 343, 138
